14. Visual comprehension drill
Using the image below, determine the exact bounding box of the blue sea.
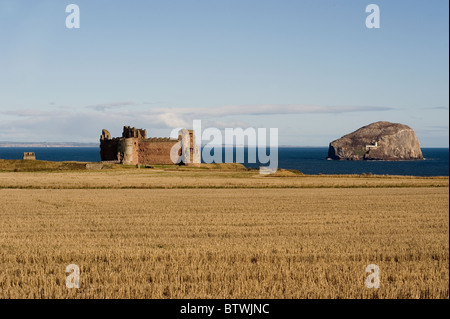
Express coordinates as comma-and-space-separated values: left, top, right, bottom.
0, 147, 448, 176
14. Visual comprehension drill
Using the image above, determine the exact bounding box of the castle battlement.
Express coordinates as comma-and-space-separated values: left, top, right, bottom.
122, 126, 147, 139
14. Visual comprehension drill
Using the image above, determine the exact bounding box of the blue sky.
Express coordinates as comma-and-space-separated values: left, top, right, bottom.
0, 0, 448, 146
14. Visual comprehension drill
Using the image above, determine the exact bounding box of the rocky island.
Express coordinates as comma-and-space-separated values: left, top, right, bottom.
327, 121, 424, 161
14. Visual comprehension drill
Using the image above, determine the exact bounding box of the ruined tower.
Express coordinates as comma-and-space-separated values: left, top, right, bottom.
178, 129, 201, 165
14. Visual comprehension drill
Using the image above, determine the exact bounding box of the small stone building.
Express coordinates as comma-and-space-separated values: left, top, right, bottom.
22, 152, 36, 160
100, 126, 200, 165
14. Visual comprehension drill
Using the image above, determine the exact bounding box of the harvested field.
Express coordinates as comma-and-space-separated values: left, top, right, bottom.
0, 169, 448, 189
0, 170, 448, 298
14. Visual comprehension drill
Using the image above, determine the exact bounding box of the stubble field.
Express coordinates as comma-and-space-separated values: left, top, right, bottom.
0, 167, 448, 298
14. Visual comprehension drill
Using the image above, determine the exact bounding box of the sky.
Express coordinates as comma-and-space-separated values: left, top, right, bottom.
0, 0, 448, 147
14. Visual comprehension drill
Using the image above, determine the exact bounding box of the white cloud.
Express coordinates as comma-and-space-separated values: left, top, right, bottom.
86, 101, 138, 111
147, 104, 394, 117
155, 112, 189, 128
0, 102, 394, 142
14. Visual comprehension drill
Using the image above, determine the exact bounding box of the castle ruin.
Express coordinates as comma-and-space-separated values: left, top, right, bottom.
100, 126, 200, 165
22, 152, 36, 160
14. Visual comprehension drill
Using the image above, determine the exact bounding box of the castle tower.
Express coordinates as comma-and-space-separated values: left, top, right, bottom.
179, 129, 200, 165
118, 138, 139, 165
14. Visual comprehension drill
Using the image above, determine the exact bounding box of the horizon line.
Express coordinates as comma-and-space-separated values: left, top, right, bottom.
0, 142, 448, 149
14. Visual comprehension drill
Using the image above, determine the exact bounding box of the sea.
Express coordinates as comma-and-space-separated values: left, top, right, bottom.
0, 147, 448, 177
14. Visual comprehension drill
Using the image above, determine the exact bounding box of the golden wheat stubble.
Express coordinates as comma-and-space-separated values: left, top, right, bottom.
0, 186, 448, 298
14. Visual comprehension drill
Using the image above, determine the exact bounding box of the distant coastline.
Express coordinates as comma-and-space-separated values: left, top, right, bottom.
0, 142, 324, 148
0, 142, 98, 148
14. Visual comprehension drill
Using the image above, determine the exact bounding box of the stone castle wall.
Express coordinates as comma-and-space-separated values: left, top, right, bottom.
22, 152, 36, 160
100, 138, 120, 162
100, 126, 199, 165
138, 140, 179, 164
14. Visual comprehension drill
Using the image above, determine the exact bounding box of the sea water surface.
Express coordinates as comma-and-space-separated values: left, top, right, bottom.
0, 147, 448, 177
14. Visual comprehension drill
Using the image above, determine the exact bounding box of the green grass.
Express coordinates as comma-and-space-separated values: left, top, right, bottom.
0, 159, 248, 172
0, 159, 90, 172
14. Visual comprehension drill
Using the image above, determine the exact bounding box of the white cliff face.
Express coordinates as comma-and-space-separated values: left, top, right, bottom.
328, 121, 424, 161
367, 128, 423, 160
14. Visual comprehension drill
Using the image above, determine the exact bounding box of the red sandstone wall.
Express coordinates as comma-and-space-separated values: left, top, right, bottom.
138, 140, 178, 164
101, 138, 179, 165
